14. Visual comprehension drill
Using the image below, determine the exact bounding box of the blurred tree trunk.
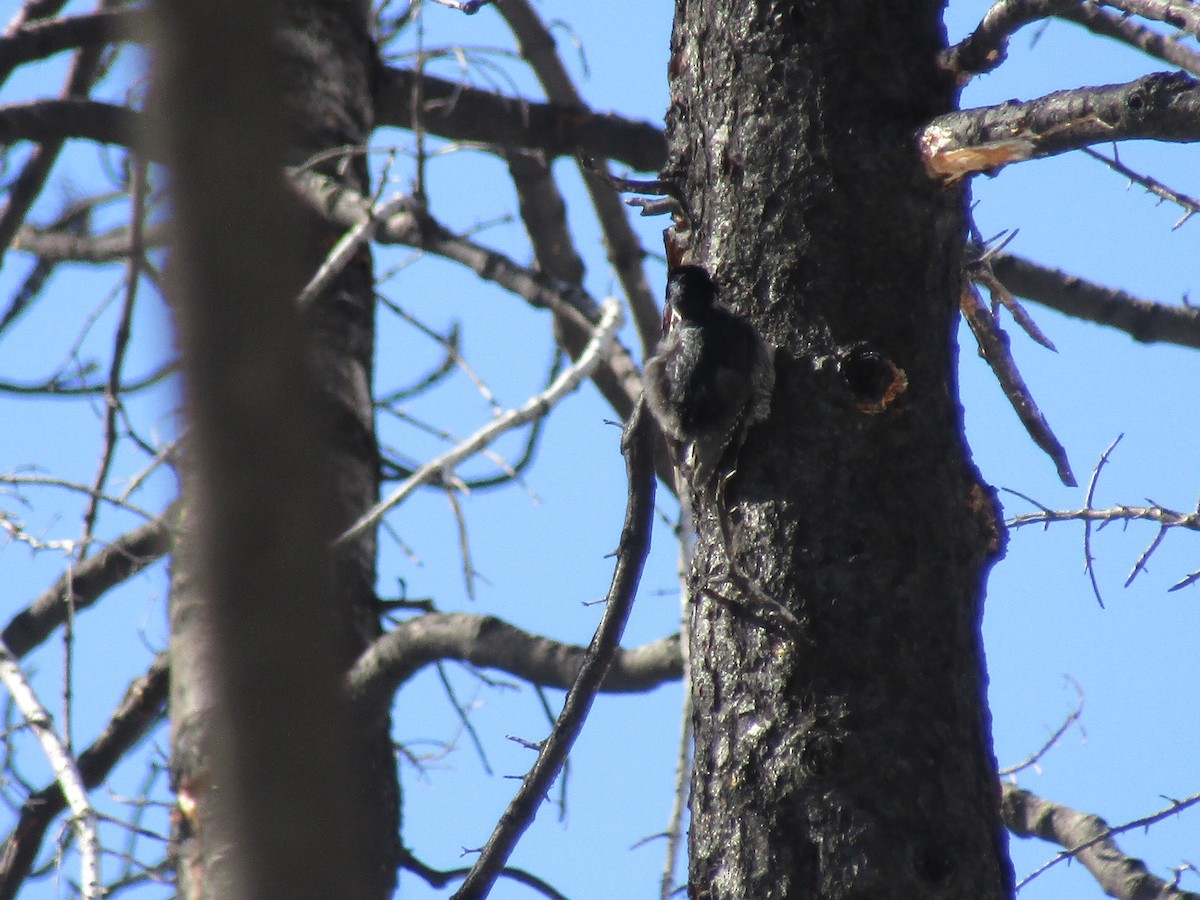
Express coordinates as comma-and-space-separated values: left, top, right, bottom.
666, 2, 1014, 897
159, 2, 399, 897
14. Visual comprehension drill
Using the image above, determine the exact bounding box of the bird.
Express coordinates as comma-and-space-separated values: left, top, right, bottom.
643, 265, 774, 490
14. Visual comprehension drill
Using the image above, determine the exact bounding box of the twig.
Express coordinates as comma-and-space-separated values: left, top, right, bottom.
0, 473, 156, 521
398, 846, 566, 899
435, 662, 492, 775
1125, 525, 1168, 587
443, 485, 479, 601
79, 157, 145, 556
429, 0, 495, 13
450, 399, 657, 900
662, 498, 693, 900
1082, 145, 1200, 229
297, 193, 412, 311
338, 298, 623, 543
1083, 436, 1123, 607
960, 284, 1076, 486
1009, 502, 1200, 529
998, 678, 1084, 776
970, 232, 1058, 351
659, 676, 691, 900
991, 252, 1200, 350
0, 639, 100, 899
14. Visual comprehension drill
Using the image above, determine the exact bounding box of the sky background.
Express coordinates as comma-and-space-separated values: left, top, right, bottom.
0, 1, 1196, 898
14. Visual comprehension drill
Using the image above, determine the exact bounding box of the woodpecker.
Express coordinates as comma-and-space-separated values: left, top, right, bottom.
643, 265, 774, 489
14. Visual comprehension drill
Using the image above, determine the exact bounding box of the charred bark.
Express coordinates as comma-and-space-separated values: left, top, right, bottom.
666, 2, 1013, 897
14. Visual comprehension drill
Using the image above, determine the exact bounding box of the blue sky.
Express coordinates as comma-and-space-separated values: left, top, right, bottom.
0, 1, 1196, 898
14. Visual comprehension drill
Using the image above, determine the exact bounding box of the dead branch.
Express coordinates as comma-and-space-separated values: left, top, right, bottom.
373, 65, 667, 173
12, 221, 166, 263
0, 639, 101, 899
960, 283, 1076, 485
0, 8, 147, 72
1060, 3, 1200, 78
1099, 0, 1200, 35
497, 0, 663, 358
992, 252, 1200, 349
922, 72, 1200, 181
339, 298, 623, 542
0, 654, 168, 900
943, 0, 1200, 79
1006, 439, 1200, 598
347, 612, 682, 715
450, 398, 658, 900
1002, 782, 1200, 899
2, 508, 175, 659
0, 98, 140, 150
998, 678, 1084, 777
941, 0, 1075, 79
398, 846, 566, 900
1008, 500, 1200, 531
1081, 145, 1200, 228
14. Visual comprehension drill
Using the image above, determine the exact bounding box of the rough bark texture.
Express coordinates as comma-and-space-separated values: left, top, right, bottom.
163, 3, 399, 897
666, 2, 1013, 897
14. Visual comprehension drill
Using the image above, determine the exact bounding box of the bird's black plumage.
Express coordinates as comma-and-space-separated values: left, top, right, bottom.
643, 265, 773, 487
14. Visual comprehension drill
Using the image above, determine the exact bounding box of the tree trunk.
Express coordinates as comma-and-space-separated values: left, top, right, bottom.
666, 3, 1014, 897
162, 3, 399, 897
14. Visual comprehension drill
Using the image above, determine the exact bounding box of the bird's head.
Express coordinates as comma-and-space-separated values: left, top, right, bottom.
665, 265, 717, 321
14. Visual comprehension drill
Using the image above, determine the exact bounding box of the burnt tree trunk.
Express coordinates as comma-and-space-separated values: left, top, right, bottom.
160, 3, 399, 897
666, 3, 1013, 897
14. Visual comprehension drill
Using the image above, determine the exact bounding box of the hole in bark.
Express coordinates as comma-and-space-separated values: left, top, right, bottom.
836, 344, 908, 413
917, 842, 956, 887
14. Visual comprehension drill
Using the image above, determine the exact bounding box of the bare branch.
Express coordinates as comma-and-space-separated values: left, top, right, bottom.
1060, 4, 1200, 78
1082, 436, 1121, 607
13, 221, 167, 263
922, 72, 1200, 181
0, 98, 140, 150
451, 399, 657, 900
992, 252, 1200, 349
398, 846, 566, 900
497, 0, 663, 358
1006, 440, 1200, 596
505, 149, 587, 284
339, 298, 623, 542
942, 0, 1200, 79
0, 639, 100, 899
1098, 0, 1200, 36
348, 611, 681, 715
2, 508, 175, 659
0, 17, 127, 276
297, 193, 412, 311
998, 678, 1084, 777
941, 0, 1075, 79
1003, 783, 1200, 899
0, 654, 168, 900
1008, 499, 1200, 530
960, 283, 1076, 486
1081, 145, 1200, 228
373, 66, 667, 173
0, 8, 148, 71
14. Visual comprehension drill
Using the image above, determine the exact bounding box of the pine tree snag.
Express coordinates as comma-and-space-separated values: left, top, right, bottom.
159, 2, 399, 897
666, 2, 1013, 897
